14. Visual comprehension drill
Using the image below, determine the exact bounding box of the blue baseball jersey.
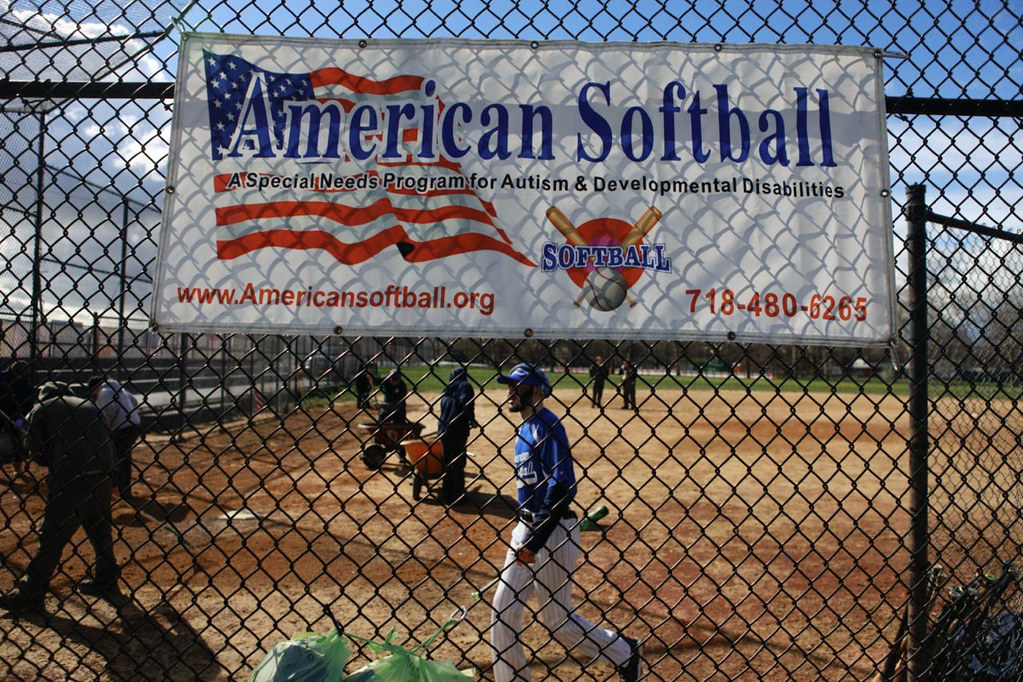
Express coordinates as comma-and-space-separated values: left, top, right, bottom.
514, 407, 577, 530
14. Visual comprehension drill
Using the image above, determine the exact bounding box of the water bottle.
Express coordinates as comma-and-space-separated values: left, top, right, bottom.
579, 504, 609, 530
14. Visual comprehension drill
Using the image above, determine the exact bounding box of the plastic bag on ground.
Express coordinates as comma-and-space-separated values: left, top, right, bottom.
248, 627, 350, 682
345, 626, 475, 681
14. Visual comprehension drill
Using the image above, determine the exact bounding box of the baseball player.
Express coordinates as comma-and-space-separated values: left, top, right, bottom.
490, 363, 642, 681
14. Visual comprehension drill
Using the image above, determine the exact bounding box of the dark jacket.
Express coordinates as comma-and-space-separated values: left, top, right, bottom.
437, 367, 476, 438
381, 372, 407, 403
24, 395, 116, 480
0, 367, 34, 425
379, 371, 408, 422
352, 367, 377, 394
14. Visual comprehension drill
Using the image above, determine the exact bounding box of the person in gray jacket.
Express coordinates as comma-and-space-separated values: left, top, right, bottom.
0, 382, 119, 613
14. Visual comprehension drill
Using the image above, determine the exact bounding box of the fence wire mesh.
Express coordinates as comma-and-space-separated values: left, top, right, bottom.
0, 1, 1021, 680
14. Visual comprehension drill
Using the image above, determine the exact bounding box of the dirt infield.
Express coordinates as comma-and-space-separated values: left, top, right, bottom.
0, 383, 938, 680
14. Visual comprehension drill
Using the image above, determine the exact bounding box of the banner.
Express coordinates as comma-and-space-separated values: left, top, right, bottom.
152, 35, 896, 344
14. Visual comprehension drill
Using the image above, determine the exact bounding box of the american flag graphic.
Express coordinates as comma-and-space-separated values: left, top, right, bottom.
202, 51, 534, 266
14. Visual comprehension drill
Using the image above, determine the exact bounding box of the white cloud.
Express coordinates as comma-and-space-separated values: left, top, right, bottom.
1, 6, 175, 81
122, 120, 171, 175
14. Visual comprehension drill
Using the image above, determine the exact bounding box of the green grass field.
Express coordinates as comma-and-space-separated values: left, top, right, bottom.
299, 361, 1018, 409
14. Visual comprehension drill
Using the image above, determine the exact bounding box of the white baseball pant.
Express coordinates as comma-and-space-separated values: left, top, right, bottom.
490, 517, 631, 681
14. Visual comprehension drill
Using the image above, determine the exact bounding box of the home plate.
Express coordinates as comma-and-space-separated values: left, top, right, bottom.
219, 508, 264, 522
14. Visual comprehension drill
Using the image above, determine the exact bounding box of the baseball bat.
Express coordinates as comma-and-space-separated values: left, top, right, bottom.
545, 207, 588, 246
873, 564, 943, 682
873, 595, 911, 682
621, 206, 662, 249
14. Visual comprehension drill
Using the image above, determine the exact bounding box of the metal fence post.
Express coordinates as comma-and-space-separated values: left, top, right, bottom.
29, 109, 46, 376
176, 332, 190, 415
117, 199, 130, 356
905, 183, 930, 681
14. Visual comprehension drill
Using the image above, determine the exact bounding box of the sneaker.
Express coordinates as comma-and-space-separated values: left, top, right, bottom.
0, 589, 45, 614
80, 577, 120, 597
617, 636, 643, 682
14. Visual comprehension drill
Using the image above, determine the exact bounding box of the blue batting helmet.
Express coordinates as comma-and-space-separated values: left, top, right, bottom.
496, 363, 552, 397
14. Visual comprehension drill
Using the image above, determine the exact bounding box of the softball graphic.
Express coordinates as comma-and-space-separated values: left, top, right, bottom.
546, 205, 662, 311
582, 267, 629, 311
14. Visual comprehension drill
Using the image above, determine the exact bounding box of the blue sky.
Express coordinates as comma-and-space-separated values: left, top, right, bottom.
173, 0, 1022, 99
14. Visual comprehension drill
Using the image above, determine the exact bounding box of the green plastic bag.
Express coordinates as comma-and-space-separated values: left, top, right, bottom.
248, 627, 350, 682
345, 629, 474, 681
344, 617, 475, 681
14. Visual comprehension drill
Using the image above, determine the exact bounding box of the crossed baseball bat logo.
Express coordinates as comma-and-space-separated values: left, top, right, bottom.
545, 205, 662, 308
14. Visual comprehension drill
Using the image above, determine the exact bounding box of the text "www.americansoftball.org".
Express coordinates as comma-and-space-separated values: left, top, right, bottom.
177, 283, 496, 316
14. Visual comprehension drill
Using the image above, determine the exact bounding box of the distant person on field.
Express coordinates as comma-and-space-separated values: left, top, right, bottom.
0, 360, 34, 478
589, 356, 608, 408
0, 382, 119, 613
352, 363, 378, 410
89, 375, 142, 499
620, 361, 638, 411
437, 366, 477, 505
379, 370, 408, 424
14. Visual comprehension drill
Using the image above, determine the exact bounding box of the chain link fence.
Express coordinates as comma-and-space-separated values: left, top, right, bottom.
1, 1, 1021, 680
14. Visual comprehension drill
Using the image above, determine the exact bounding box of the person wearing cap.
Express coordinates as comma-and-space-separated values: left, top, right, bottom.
89, 375, 142, 498
436, 366, 477, 505
489, 362, 643, 682
0, 360, 34, 477
0, 382, 119, 613
378, 369, 408, 424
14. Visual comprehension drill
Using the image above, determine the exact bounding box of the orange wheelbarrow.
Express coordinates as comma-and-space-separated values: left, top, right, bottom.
401, 438, 445, 501
357, 420, 425, 470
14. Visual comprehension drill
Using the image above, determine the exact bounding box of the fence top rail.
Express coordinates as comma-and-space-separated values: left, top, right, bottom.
1, 79, 1021, 117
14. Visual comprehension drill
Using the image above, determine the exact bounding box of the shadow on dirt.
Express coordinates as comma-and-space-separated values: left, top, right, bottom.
1, 589, 221, 680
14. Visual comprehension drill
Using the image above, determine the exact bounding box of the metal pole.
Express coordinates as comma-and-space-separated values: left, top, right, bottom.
91, 311, 100, 357
905, 183, 931, 681
176, 332, 190, 415
220, 334, 227, 418
28, 110, 46, 376
117, 199, 129, 356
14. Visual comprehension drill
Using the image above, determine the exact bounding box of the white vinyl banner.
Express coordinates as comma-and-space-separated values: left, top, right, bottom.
153, 34, 896, 344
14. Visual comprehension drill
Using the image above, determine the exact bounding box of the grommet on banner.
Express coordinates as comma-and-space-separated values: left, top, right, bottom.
165, 185, 174, 194
530, 41, 539, 49
358, 39, 367, 48
524, 328, 534, 338
727, 331, 737, 341
333, 326, 343, 335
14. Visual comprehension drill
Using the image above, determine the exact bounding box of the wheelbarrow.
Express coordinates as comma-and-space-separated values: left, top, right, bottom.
401, 438, 445, 501
357, 420, 425, 470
